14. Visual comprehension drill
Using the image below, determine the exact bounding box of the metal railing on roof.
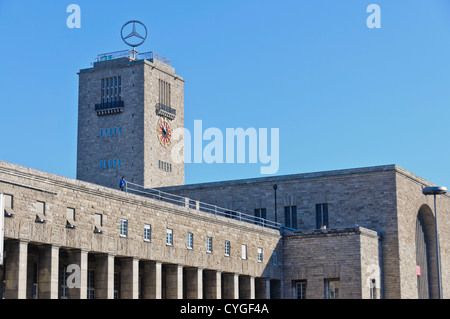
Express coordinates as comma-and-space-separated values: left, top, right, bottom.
96, 50, 172, 67
124, 181, 281, 230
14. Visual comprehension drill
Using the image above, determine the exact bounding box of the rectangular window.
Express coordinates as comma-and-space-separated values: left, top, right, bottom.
284, 206, 297, 229
166, 228, 173, 246
102, 76, 121, 104
95, 213, 102, 227
272, 251, 278, 265
295, 281, 307, 299
159, 79, 171, 107
60, 265, 69, 299
316, 203, 329, 229
187, 232, 193, 249
87, 270, 95, 299
206, 237, 213, 253
37, 201, 45, 216
241, 244, 247, 260
225, 240, 230, 257
118, 159, 121, 167
254, 208, 267, 226
113, 159, 116, 168
4, 194, 12, 209
144, 224, 151, 242
66, 207, 75, 221
257, 248, 263, 263
120, 219, 127, 237
324, 279, 340, 299
114, 273, 120, 299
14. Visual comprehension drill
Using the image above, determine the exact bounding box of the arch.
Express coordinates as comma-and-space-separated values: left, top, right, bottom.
415, 204, 439, 299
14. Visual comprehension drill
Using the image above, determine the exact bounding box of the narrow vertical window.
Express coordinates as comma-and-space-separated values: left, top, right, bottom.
257, 248, 263, 262
316, 203, 329, 229
144, 224, 151, 242
284, 206, 297, 229
225, 240, 230, 257
120, 219, 128, 237
295, 281, 307, 299
272, 251, 278, 265
206, 237, 213, 253
95, 213, 103, 227
241, 244, 247, 260
166, 228, 173, 246
87, 270, 95, 299
187, 232, 193, 249
254, 208, 267, 226
325, 279, 340, 299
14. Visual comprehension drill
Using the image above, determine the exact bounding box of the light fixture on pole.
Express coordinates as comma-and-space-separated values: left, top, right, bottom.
422, 186, 447, 299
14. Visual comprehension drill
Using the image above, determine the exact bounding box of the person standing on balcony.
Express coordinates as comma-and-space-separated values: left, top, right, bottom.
119, 176, 126, 191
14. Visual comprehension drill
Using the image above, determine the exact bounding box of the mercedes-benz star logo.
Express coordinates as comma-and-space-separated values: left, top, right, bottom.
121, 20, 148, 48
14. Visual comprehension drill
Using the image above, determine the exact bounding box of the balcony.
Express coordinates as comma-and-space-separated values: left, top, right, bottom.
95, 100, 124, 116
156, 103, 177, 120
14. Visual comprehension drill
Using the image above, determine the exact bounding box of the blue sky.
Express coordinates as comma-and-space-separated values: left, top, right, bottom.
0, 0, 450, 186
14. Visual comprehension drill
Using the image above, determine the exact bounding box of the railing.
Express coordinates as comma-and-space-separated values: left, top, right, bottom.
125, 181, 281, 231
95, 100, 124, 111
156, 103, 177, 120
96, 50, 172, 67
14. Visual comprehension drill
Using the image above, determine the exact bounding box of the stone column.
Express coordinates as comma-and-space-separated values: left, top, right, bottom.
95, 253, 114, 299
204, 270, 221, 299
67, 249, 88, 299
185, 267, 202, 299
142, 261, 162, 299
165, 264, 183, 299
222, 273, 239, 299
120, 257, 139, 299
38, 245, 60, 299
5, 240, 28, 299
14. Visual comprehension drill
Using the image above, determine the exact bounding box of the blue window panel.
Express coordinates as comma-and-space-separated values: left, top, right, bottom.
114, 128, 117, 136
104, 160, 107, 168
118, 159, 121, 167
104, 129, 108, 136
99, 161, 103, 169
109, 160, 112, 168
113, 159, 116, 168
109, 128, 112, 136
118, 127, 122, 135
100, 130, 103, 137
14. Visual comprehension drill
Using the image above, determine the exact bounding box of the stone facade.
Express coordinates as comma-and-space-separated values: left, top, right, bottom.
76, 56, 185, 190
161, 165, 450, 299
0, 160, 280, 299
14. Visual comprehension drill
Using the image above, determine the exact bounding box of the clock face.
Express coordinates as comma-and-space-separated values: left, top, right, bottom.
157, 118, 172, 147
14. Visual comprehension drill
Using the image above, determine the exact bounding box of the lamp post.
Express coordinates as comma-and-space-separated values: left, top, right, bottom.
273, 184, 278, 225
422, 186, 447, 299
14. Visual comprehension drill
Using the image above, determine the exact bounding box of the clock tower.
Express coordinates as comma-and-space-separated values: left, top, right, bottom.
76, 49, 185, 189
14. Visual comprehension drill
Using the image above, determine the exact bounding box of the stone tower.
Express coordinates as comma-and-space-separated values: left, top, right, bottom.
76, 50, 185, 189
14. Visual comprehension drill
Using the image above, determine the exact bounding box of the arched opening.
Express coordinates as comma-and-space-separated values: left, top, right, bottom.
415, 205, 439, 299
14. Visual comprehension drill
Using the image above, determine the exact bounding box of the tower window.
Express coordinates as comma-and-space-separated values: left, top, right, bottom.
101, 76, 121, 104
284, 206, 297, 229
316, 203, 329, 229
159, 79, 171, 107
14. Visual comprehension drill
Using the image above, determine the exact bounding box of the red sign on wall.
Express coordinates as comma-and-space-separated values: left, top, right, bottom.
417, 265, 421, 276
